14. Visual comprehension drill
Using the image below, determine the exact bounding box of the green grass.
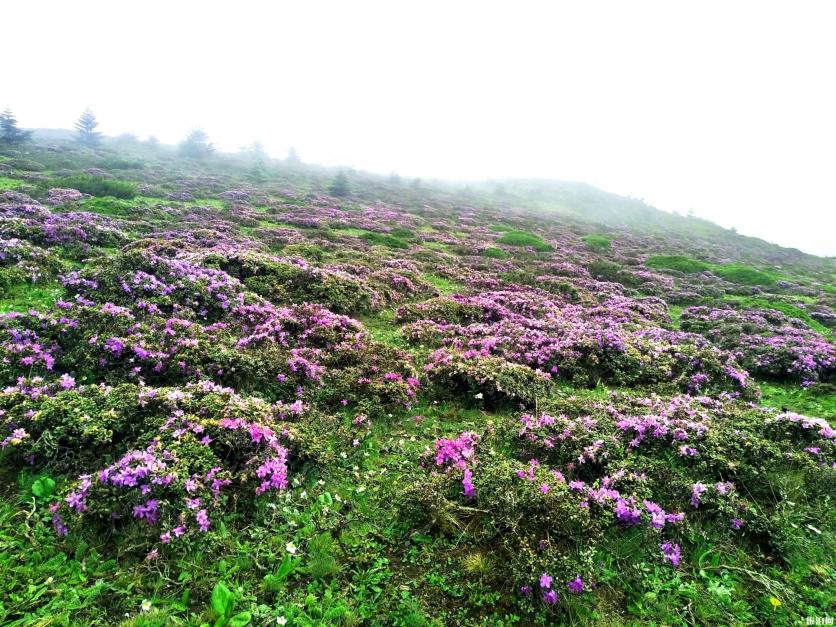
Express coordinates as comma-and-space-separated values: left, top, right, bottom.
495, 230, 552, 251
55, 174, 138, 199
711, 263, 778, 287
760, 382, 836, 419
0, 177, 23, 190
360, 231, 410, 249
582, 234, 612, 251
645, 255, 710, 274
0, 282, 64, 313
667, 304, 685, 328
479, 247, 511, 259
423, 274, 466, 295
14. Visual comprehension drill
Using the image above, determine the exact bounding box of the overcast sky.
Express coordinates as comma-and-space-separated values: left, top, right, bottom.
5, 1, 836, 256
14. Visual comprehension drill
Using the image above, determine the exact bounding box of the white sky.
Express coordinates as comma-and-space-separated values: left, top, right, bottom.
4, 1, 836, 256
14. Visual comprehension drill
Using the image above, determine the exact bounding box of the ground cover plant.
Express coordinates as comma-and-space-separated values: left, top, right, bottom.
0, 139, 833, 626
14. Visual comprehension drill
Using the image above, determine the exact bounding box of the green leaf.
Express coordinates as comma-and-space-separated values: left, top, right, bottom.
211, 582, 234, 618
32, 477, 56, 499
229, 612, 251, 627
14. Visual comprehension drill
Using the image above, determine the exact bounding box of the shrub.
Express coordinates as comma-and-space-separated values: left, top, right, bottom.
56, 174, 137, 199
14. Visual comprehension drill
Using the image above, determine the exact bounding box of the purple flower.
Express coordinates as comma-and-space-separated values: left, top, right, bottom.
567, 576, 584, 594
539, 573, 553, 589
660, 541, 681, 567
691, 482, 707, 508
731, 518, 743, 530
196, 509, 210, 532
543, 590, 558, 605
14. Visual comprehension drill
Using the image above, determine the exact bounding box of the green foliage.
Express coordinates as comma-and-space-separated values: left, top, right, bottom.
713, 263, 777, 286
479, 247, 511, 259
0, 109, 33, 145
495, 230, 552, 251
31, 476, 56, 500
210, 582, 251, 626
328, 172, 350, 197
56, 174, 137, 199
582, 234, 612, 251
179, 129, 215, 160
645, 255, 711, 274
360, 231, 409, 249
74, 109, 101, 147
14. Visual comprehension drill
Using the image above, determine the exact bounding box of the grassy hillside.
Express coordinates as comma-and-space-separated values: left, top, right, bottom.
0, 138, 833, 626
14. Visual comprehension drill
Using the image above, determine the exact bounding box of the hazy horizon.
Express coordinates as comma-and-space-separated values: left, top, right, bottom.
5, 0, 836, 256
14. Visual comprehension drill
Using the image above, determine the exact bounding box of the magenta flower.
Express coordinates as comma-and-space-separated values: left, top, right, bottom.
539, 573, 553, 589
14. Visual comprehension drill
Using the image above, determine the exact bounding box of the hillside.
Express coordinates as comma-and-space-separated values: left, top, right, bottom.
0, 137, 833, 626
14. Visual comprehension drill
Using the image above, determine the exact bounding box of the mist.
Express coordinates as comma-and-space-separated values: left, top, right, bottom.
4, 0, 835, 255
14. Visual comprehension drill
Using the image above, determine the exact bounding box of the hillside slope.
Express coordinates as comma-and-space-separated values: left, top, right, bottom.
0, 138, 833, 626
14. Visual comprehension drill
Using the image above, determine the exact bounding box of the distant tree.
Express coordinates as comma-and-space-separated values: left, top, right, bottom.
328, 171, 350, 197
388, 171, 401, 184
0, 108, 33, 145
145, 135, 159, 146
286, 147, 301, 164
179, 129, 214, 160
243, 140, 267, 162
411, 177, 422, 189
74, 108, 101, 146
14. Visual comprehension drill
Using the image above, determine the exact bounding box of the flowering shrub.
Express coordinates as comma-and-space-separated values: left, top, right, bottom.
681, 306, 836, 384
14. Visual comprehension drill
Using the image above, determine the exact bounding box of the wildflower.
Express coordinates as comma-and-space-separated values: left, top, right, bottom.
731, 518, 743, 530
660, 541, 681, 567
196, 509, 210, 532
769, 597, 781, 611
286, 541, 297, 555
141, 599, 152, 612
520, 585, 532, 596
276, 618, 288, 625
543, 590, 558, 604
539, 483, 550, 494
691, 482, 707, 508
539, 573, 553, 589
567, 576, 584, 594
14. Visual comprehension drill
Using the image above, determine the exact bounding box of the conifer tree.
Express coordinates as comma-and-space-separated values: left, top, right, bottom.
286, 147, 301, 164
0, 108, 33, 145
179, 129, 215, 160
328, 171, 350, 197
74, 108, 101, 146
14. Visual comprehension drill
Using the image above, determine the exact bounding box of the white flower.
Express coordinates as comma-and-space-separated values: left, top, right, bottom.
286, 542, 297, 555
356, 485, 366, 493
474, 392, 484, 399
276, 617, 288, 625
141, 599, 152, 612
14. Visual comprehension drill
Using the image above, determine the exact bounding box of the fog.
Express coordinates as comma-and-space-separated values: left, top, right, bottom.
4, 1, 835, 256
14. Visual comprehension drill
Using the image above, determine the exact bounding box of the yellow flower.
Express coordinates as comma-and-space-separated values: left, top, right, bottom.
769, 597, 781, 611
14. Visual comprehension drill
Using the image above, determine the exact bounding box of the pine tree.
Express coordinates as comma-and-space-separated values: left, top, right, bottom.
0, 108, 33, 145
74, 109, 101, 146
328, 171, 350, 197
179, 129, 215, 160
286, 147, 301, 164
